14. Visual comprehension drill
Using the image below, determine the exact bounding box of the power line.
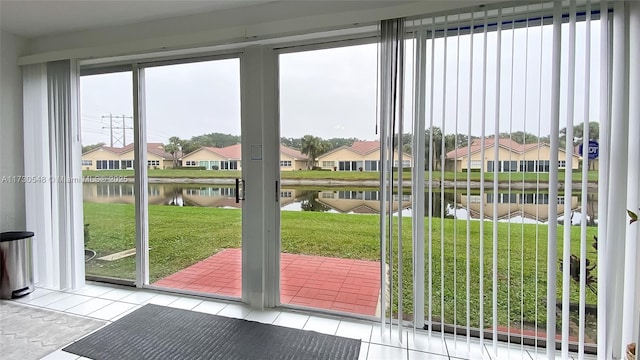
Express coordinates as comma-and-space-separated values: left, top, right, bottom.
102, 113, 133, 147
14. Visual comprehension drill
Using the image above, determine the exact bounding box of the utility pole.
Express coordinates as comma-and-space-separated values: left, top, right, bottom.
120, 114, 131, 145
102, 113, 114, 147
102, 113, 133, 147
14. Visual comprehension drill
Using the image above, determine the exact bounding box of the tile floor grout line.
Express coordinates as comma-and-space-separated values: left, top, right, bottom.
65, 298, 115, 318
442, 332, 452, 360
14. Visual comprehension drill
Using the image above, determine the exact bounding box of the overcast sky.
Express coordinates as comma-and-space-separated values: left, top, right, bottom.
80, 21, 601, 147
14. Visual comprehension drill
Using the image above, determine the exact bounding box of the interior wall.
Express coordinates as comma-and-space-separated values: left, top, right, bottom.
19, 0, 500, 64
0, 30, 27, 230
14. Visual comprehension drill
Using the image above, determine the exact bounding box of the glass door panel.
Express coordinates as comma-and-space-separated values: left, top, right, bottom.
80, 71, 136, 282
278, 43, 387, 316
144, 58, 243, 297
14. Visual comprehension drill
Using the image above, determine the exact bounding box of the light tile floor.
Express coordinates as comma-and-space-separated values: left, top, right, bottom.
10, 282, 597, 360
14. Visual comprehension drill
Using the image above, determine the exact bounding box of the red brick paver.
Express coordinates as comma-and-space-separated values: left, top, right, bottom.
154, 248, 381, 316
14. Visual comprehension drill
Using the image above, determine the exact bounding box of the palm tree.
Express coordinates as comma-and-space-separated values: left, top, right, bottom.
300, 135, 329, 170
425, 127, 442, 170
165, 136, 182, 167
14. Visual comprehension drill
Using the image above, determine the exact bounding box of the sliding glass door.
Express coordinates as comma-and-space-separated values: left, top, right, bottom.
143, 58, 243, 298
277, 42, 387, 316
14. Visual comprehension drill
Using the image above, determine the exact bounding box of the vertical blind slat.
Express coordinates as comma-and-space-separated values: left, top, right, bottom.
534, 6, 545, 354
378, 21, 388, 336
547, 1, 563, 358
479, 9, 488, 353
440, 15, 448, 340
562, 1, 578, 359
465, 11, 474, 353
491, 7, 502, 356
396, 19, 405, 343
520, 7, 531, 355
596, 0, 609, 355
412, 25, 426, 333
628, 0, 640, 355
452, 14, 460, 348
505, 8, 516, 352
578, 1, 592, 358
427, 17, 436, 340
606, 2, 629, 357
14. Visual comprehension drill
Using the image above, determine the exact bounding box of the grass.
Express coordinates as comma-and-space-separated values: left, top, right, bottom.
84, 202, 598, 334
82, 169, 599, 183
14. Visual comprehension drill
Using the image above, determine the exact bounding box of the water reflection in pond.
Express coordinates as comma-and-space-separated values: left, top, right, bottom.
82, 182, 598, 225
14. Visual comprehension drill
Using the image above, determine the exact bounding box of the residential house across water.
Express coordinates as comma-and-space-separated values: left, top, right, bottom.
180, 144, 307, 171
445, 138, 580, 172
316, 140, 412, 171
81, 143, 174, 170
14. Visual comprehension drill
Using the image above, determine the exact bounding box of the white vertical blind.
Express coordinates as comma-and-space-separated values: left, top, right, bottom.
578, 2, 592, 359
464, 11, 475, 353
491, 8, 502, 357
628, 1, 640, 356
596, 0, 609, 355
379, 18, 406, 341
427, 18, 435, 340
547, 2, 562, 358
396, 1, 634, 358
561, 2, 577, 359
22, 60, 84, 290
621, 0, 640, 357
23, 63, 55, 288
411, 24, 426, 332
604, 1, 629, 358
439, 15, 448, 345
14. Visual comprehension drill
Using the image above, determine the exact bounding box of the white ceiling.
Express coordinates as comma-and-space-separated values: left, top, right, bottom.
0, 0, 276, 38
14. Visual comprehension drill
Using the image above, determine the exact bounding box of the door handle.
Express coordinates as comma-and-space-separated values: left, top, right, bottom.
235, 178, 246, 203
235, 178, 240, 203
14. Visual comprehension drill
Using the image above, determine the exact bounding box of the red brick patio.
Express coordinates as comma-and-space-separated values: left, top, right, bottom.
153, 248, 381, 316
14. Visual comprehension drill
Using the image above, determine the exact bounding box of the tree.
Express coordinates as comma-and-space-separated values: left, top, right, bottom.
560, 122, 599, 147
326, 137, 358, 151
82, 142, 105, 154
424, 127, 443, 170
164, 136, 182, 167
444, 133, 469, 154
179, 140, 199, 155
299, 191, 330, 212
300, 135, 330, 169
281, 137, 302, 149
190, 132, 240, 148
499, 131, 539, 145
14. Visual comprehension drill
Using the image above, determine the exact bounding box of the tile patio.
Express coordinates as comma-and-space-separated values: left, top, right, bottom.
153, 248, 381, 316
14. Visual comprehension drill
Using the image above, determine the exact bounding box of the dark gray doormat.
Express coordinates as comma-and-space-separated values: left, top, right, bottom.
63, 304, 361, 360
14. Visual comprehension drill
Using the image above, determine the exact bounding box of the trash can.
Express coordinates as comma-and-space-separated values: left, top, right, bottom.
0, 231, 35, 299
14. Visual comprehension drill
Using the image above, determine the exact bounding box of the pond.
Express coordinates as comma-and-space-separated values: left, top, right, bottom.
83, 182, 599, 225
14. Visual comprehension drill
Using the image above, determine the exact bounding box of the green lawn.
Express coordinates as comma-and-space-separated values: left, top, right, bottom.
84, 202, 598, 335
82, 169, 599, 183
